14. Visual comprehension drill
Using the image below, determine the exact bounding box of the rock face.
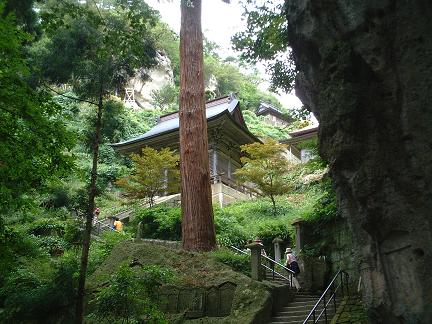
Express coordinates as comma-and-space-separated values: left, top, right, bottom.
126, 52, 174, 109
286, 1, 432, 323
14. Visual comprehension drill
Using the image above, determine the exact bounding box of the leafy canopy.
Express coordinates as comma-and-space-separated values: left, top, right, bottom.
36, 0, 158, 100
0, 4, 74, 212
117, 147, 180, 207
232, 0, 296, 93
235, 139, 294, 215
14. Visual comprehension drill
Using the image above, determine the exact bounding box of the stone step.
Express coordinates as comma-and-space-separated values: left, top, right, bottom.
277, 309, 322, 316
272, 313, 334, 322
272, 315, 334, 323
272, 310, 335, 323
281, 300, 318, 307
270, 320, 330, 323
278, 305, 335, 314
278, 307, 326, 316
295, 294, 320, 298
293, 297, 319, 302
275, 308, 335, 317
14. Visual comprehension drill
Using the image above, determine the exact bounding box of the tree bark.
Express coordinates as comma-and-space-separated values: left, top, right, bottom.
179, 0, 216, 251
74, 95, 103, 323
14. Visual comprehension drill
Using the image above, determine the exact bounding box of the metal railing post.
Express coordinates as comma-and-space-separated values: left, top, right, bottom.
302, 269, 347, 324
340, 271, 344, 295
332, 281, 337, 313
345, 272, 350, 296
323, 294, 328, 323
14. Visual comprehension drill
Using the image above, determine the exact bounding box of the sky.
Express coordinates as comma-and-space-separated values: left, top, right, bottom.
145, 0, 303, 110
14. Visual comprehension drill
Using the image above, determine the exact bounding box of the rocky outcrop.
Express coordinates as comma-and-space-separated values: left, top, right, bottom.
286, 1, 432, 323
126, 51, 174, 109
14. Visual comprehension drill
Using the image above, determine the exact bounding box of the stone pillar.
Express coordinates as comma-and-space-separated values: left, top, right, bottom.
246, 242, 263, 281
272, 237, 284, 263
136, 221, 143, 239
291, 219, 305, 254
163, 169, 168, 195
212, 149, 218, 184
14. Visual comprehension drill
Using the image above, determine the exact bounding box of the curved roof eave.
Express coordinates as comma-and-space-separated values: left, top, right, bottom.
111, 107, 260, 151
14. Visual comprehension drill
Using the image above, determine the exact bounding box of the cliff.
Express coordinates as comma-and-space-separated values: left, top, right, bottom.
286, 1, 432, 323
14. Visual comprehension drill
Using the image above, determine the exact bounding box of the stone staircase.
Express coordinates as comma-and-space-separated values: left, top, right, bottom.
98, 193, 181, 230
265, 269, 292, 285
270, 291, 336, 324
264, 269, 335, 323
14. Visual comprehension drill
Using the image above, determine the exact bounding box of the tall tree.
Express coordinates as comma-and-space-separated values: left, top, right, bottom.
36, 1, 158, 322
179, 0, 216, 251
0, 3, 73, 214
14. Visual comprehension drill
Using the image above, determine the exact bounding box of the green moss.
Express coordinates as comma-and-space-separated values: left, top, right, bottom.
89, 241, 272, 323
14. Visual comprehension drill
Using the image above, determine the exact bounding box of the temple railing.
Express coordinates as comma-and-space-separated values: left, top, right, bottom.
211, 174, 260, 198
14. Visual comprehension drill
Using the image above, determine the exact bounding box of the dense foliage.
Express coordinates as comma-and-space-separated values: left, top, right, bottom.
0, 0, 328, 322
117, 147, 179, 207
232, 0, 294, 93
88, 264, 172, 323
0, 6, 74, 212
236, 139, 294, 215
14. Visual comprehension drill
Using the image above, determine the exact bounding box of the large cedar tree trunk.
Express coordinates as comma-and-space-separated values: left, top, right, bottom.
74, 96, 103, 323
179, 0, 216, 251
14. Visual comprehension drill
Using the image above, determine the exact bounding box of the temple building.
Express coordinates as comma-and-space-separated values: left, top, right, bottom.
112, 95, 260, 206
255, 102, 294, 127
281, 124, 318, 163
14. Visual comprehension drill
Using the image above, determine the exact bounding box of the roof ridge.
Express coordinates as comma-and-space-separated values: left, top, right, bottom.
157, 95, 235, 123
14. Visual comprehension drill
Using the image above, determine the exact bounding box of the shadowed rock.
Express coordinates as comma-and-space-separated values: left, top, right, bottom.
286, 1, 432, 323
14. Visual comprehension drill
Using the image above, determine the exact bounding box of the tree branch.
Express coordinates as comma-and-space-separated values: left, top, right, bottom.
42, 83, 98, 106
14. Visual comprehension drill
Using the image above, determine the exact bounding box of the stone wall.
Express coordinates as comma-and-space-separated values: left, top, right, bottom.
299, 217, 358, 293
286, 1, 432, 322
331, 295, 370, 324
211, 182, 253, 207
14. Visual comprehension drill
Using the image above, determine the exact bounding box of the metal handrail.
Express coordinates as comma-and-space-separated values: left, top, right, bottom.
230, 245, 249, 255
262, 254, 296, 274
230, 246, 295, 287
92, 219, 113, 235
303, 269, 349, 324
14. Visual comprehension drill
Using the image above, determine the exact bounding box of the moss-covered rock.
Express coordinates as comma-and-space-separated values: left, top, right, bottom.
88, 241, 274, 323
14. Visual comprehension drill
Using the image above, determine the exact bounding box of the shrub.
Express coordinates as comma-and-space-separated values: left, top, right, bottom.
63, 218, 84, 246
0, 226, 44, 285
25, 218, 65, 237
36, 236, 68, 256
88, 231, 131, 274
0, 255, 78, 323
88, 264, 170, 323
254, 219, 291, 248
131, 204, 181, 240
214, 207, 248, 247
211, 248, 250, 276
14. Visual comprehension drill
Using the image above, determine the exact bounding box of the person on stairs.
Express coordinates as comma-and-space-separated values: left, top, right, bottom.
113, 217, 123, 232
284, 247, 302, 291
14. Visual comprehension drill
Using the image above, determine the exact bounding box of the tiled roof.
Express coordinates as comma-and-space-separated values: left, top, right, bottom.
288, 124, 318, 137
112, 95, 239, 147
